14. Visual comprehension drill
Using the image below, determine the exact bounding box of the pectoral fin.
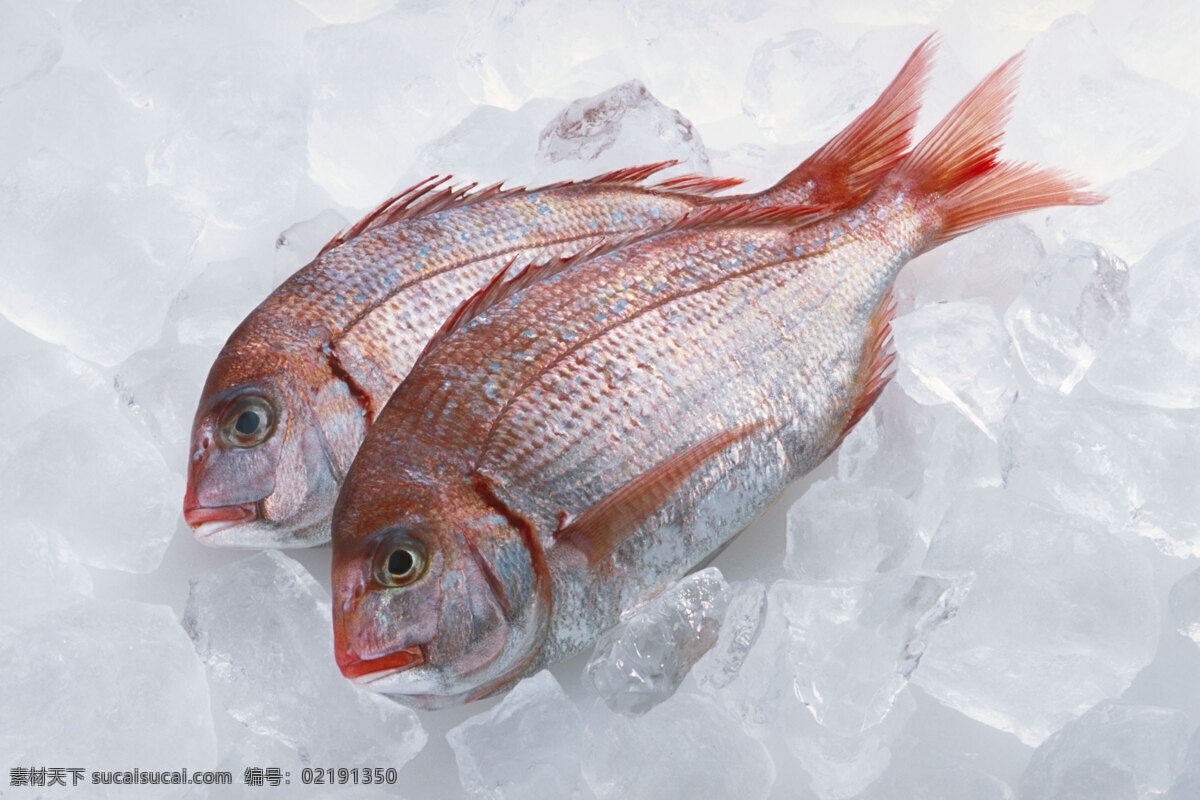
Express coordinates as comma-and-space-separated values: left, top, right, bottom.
554, 420, 772, 567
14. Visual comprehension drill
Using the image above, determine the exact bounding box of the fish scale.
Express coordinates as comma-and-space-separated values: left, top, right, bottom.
331, 48, 1103, 707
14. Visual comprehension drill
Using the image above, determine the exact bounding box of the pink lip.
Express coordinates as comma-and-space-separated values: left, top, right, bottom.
336, 639, 426, 682
183, 502, 257, 528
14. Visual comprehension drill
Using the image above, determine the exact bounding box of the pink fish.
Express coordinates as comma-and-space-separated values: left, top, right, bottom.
329, 49, 1102, 708
183, 38, 935, 548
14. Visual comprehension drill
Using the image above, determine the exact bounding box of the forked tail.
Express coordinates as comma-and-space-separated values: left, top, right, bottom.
889, 50, 1104, 246
759, 33, 939, 208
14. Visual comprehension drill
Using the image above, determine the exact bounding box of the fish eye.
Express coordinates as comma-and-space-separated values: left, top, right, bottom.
220, 396, 275, 448
376, 540, 427, 588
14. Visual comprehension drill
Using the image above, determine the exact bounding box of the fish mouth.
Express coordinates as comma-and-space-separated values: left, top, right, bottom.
184, 502, 258, 532
337, 645, 426, 683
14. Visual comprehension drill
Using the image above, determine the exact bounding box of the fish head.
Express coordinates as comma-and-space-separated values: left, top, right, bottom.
332, 475, 550, 709
185, 343, 360, 547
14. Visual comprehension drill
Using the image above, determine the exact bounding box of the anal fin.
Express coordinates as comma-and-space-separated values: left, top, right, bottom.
554, 420, 772, 567
837, 292, 897, 446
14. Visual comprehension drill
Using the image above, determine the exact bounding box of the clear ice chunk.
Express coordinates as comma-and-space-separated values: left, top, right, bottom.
172, 257, 276, 346
1167, 727, 1200, 800
0, 70, 203, 365
742, 29, 877, 144
891, 299, 1016, 439
304, 6, 475, 207
784, 478, 919, 583
1168, 568, 1200, 644
0, 522, 93, 612
446, 670, 586, 800
1004, 240, 1130, 394
536, 80, 711, 182
775, 572, 970, 737
1045, 158, 1200, 266
906, 221, 1047, 313
272, 208, 349, 286
182, 551, 426, 771
0, 385, 183, 574
1007, 14, 1191, 185
692, 580, 767, 691
863, 739, 1015, 800
1004, 391, 1200, 558
0, 599, 216, 773
415, 100, 560, 190
1088, 221, 1200, 408
0, 0, 61, 92
586, 567, 730, 715
1015, 702, 1189, 800
582, 692, 775, 800
914, 489, 1159, 746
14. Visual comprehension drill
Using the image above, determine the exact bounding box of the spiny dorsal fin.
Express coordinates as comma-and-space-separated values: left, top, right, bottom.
554, 419, 775, 567
316, 162, 749, 260
653, 174, 746, 194
413, 200, 832, 364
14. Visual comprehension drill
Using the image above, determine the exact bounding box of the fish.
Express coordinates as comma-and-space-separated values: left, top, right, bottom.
182, 37, 937, 548
329, 50, 1103, 709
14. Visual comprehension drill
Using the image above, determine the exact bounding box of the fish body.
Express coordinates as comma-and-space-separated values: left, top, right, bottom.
330, 52, 1102, 708
183, 38, 936, 548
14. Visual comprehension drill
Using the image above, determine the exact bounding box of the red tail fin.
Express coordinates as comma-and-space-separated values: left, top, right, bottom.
762, 33, 938, 208
895, 51, 1104, 245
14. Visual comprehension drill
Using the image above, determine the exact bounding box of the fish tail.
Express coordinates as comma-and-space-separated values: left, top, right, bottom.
894, 50, 1104, 245
764, 33, 938, 208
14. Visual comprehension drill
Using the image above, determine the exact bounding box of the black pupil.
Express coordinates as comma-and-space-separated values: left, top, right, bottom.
235, 410, 261, 436
388, 549, 415, 577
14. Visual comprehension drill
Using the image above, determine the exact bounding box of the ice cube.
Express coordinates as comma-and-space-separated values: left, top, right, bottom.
1088, 221, 1200, 408
586, 567, 730, 715
775, 572, 970, 737
1168, 727, 1200, 800
0, 70, 203, 365
294, 0, 396, 24
536, 80, 711, 183
914, 489, 1159, 746
905, 221, 1047, 312
1015, 702, 1189, 800
1168, 568, 1200, 644
446, 671, 586, 800
0, 389, 183, 574
862, 738, 1015, 800
415, 99, 561, 190
0, 600, 216, 776
742, 30, 877, 145
581, 692, 774, 800
182, 551, 426, 771
0, 522, 93, 611
891, 299, 1016, 439
172, 257, 276, 346
305, 6, 476, 207
0, 0, 61, 92
1006, 391, 1200, 558
784, 687, 918, 800
1045, 155, 1200, 266
784, 479, 919, 583
715, 574, 965, 799
1006, 14, 1191, 185
1005, 240, 1130, 394
1091, 0, 1200, 97
692, 579, 766, 691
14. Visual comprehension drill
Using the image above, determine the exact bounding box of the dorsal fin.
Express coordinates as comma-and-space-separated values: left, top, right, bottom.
412, 200, 832, 364
653, 173, 746, 194
315, 162, 750, 260
554, 420, 774, 567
